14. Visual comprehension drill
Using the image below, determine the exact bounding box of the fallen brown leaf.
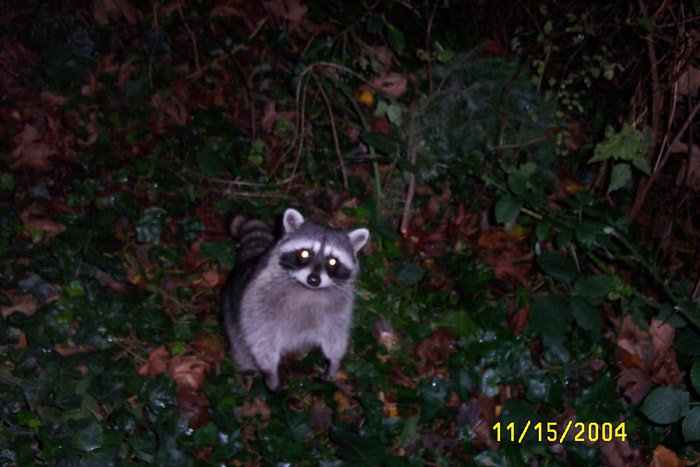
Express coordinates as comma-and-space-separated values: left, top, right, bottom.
617, 368, 652, 404
309, 400, 333, 431
92, 0, 143, 25
10, 124, 57, 171
136, 346, 171, 378
263, 0, 307, 31
506, 306, 529, 335
0, 290, 38, 318
170, 355, 211, 393
615, 315, 682, 386
476, 230, 533, 284
234, 397, 271, 422
261, 101, 296, 133
373, 319, 400, 351
598, 436, 644, 467
12, 331, 27, 350
371, 72, 408, 98
415, 328, 457, 378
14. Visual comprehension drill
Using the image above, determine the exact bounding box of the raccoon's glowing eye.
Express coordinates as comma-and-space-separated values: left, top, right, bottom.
327, 257, 337, 268
298, 249, 311, 262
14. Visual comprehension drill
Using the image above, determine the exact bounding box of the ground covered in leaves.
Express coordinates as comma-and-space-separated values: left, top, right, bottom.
1, 1, 700, 465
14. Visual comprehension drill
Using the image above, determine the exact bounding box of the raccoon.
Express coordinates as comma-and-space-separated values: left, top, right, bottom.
220, 208, 369, 390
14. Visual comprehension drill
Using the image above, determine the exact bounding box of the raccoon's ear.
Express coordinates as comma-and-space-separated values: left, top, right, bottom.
348, 228, 370, 254
283, 208, 305, 234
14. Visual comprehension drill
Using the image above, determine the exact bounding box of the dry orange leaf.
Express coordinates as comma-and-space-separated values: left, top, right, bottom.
333, 391, 355, 413
170, 355, 211, 393
651, 445, 686, 467
379, 391, 399, 418
356, 89, 374, 107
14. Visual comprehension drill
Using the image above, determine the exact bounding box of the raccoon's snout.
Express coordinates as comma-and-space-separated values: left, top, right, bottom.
306, 273, 321, 287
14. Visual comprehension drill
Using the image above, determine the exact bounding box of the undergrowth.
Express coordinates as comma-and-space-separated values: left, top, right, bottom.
1, 0, 699, 465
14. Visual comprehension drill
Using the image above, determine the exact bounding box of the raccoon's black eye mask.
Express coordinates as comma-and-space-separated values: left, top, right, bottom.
280, 249, 314, 269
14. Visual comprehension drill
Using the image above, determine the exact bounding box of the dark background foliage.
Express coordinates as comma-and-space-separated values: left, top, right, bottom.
1, 0, 699, 464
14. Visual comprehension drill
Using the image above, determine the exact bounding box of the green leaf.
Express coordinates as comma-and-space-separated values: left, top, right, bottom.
574, 275, 611, 301
570, 297, 602, 334
529, 296, 572, 344
0, 173, 14, 191
366, 16, 383, 34
608, 163, 631, 193
332, 426, 386, 464
634, 16, 653, 33
640, 387, 690, 424
200, 240, 236, 269
386, 23, 405, 56
440, 311, 479, 337
507, 171, 528, 197
632, 153, 651, 175
436, 49, 455, 63
494, 195, 521, 223
136, 207, 165, 244
18, 411, 42, 431
682, 407, 700, 442
589, 125, 653, 169
360, 130, 400, 155
691, 360, 700, 395
394, 261, 424, 286
72, 418, 104, 453
537, 252, 577, 282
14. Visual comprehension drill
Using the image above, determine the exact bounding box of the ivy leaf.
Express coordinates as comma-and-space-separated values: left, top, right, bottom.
682, 407, 700, 442
529, 296, 572, 346
136, 207, 165, 244
72, 418, 104, 453
200, 240, 236, 268
691, 359, 700, 395
640, 387, 690, 424
394, 261, 424, 286
608, 163, 631, 193
494, 195, 521, 223
332, 426, 387, 464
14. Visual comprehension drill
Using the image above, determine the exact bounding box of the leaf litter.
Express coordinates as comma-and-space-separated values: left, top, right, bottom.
1, 1, 699, 464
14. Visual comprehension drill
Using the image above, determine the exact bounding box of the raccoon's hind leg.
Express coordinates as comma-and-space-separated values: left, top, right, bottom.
248, 340, 281, 391
320, 335, 348, 382
230, 338, 257, 372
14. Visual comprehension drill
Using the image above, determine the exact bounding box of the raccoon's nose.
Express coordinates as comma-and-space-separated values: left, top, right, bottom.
306, 273, 321, 287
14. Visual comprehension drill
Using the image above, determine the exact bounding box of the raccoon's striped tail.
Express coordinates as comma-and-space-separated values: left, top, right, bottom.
229, 215, 275, 263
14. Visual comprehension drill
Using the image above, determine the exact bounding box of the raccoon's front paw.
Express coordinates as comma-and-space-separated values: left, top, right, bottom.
263, 370, 280, 392
321, 369, 337, 383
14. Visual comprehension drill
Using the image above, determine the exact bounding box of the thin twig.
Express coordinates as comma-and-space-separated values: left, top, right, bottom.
314, 75, 348, 188
176, 0, 201, 75
400, 103, 419, 235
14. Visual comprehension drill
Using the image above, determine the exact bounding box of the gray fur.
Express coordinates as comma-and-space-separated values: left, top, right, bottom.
220, 208, 369, 390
